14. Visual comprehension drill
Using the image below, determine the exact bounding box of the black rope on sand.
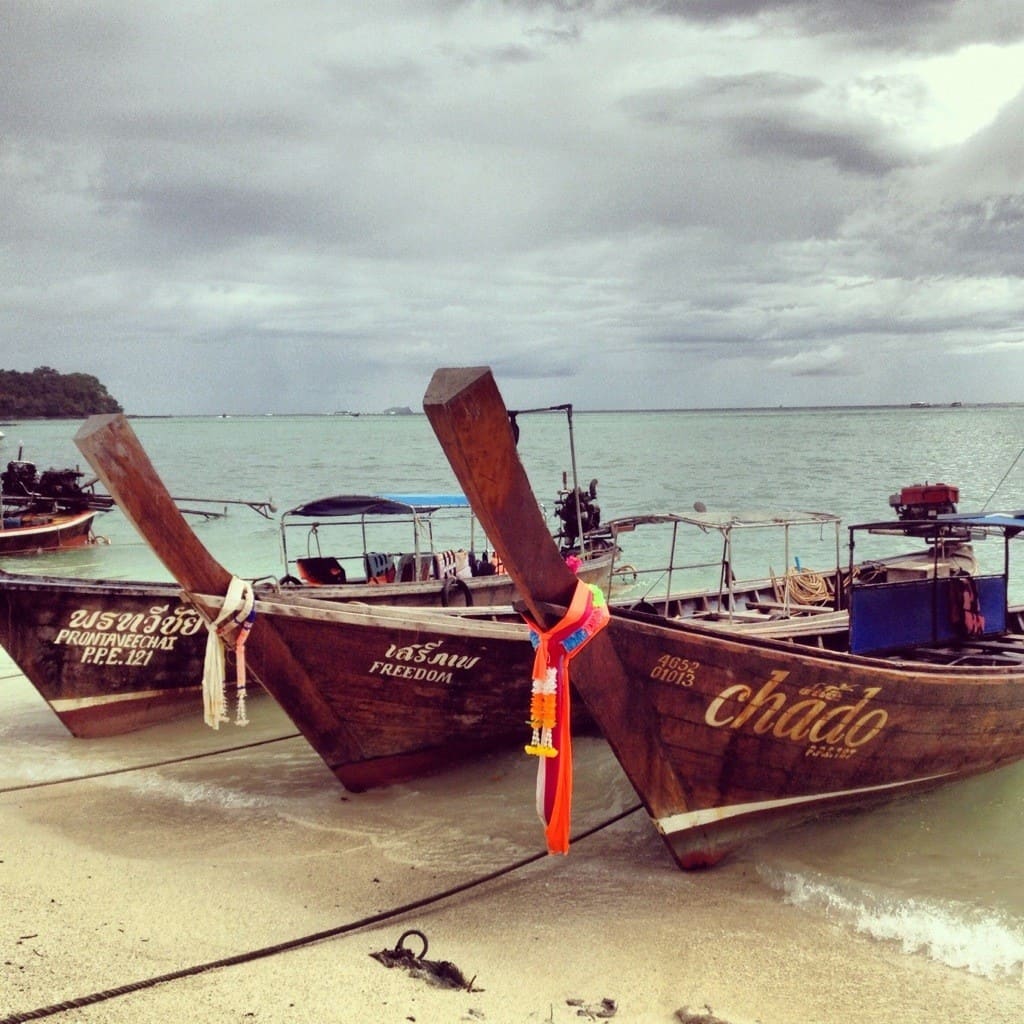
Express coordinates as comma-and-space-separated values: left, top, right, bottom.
0, 733, 303, 795
0, 804, 644, 1024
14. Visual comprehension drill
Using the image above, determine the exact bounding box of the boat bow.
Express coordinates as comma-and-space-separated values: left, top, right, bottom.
423, 367, 579, 624
424, 366, 700, 855
74, 413, 365, 761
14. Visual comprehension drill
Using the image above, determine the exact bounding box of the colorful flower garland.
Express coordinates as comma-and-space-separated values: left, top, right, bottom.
521, 579, 610, 854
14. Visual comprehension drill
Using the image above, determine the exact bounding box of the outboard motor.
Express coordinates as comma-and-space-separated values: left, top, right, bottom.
38, 467, 88, 502
889, 482, 968, 541
555, 478, 601, 548
1, 460, 38, 497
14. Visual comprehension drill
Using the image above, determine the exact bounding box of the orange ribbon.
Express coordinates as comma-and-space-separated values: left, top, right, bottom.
521, 581, 609, 855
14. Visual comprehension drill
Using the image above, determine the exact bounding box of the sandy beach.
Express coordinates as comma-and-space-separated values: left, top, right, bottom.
3, 655, 1024, 1024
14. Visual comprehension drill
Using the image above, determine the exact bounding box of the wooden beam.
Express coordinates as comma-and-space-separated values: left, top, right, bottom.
74, 413, 365, 764
423, 367, 578, 625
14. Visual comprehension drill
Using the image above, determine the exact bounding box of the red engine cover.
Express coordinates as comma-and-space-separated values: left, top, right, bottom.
897, 483, 959, 507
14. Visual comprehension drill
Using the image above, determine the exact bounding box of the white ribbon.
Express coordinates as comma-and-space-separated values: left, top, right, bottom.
201, 577, 255, 730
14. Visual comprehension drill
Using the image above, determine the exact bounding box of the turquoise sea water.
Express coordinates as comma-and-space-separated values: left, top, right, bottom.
2, 402, 1024, 983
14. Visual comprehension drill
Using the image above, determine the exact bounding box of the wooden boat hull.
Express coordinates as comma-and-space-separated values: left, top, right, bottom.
423, 365, 1024, 869
0, 574, 208, 736
0, 570, 566, 789
235, 596, 540, 791
0, 570, 562, 753
0, 509, 98, 554
585, 609, 1024, 867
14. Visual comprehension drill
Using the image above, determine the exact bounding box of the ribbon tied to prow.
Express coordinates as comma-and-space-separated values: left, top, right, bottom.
521, 580, 609, 854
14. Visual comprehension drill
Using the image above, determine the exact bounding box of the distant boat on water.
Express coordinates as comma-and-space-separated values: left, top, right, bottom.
1, 449, 106, 555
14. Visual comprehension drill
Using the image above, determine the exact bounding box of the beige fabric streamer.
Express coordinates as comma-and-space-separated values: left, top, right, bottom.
200, 576, 255, 729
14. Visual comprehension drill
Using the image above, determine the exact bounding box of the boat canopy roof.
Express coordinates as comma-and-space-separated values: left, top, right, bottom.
605, 509, 840, 536
283, 493, 471, 519
854, 510, 1024, 538
939, 511, 1024, 533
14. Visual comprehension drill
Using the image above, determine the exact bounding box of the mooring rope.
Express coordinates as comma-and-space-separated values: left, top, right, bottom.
0, 733, 302, 795
0, 803, 644, 1024
981, 443, 1024, 512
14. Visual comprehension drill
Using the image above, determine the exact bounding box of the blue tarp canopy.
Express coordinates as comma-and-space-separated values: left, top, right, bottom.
938, 511, 1024, 532
283, 493, 471, 519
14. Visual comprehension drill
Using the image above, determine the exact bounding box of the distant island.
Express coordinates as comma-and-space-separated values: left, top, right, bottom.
0, 366, 122, 419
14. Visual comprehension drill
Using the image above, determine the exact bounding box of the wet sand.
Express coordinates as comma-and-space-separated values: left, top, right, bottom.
3, 656, 1024, 1024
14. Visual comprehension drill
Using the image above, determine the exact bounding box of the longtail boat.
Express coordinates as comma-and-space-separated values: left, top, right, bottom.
1, 409, 613, 738
1, 451, 104, 554
423, 366, 1024, 868
272, 401, 615, 607
0, 574, 207, 736
64, 413, 593, 789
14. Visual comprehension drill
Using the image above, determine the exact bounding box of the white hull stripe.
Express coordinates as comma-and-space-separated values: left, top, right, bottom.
654, 771, 956, 835
50, 687, 196, 712
0, 512, 95, 538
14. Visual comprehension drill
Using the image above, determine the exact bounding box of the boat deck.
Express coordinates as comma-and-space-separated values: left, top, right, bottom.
885, 633, 1024, 668
685, 607, 849, 643
665, 606, 1024, 667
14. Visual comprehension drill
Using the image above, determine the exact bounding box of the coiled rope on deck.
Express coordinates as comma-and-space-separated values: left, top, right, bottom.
0, 803, 643, 1024
771, 567, 832, 606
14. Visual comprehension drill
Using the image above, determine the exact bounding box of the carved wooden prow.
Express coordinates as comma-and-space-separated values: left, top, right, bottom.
74, 414, 365, 763
75, 414, 232, 599
425, 367, 697, 842
423, 366, 578, 626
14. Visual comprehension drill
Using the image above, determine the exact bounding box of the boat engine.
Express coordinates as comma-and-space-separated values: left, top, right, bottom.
2, 459, 93, 510
37, 467, 89, 502
1, 460, 37, 497
555, 478, 601, 548
889, 482, 959, 521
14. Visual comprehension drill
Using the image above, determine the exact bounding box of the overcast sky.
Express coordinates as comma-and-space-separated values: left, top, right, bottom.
4, 1, 1024, 414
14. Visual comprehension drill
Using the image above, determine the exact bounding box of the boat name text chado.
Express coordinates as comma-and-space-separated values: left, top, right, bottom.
52, 604, 203, 666
369, 640, 482, 684
653, 654, 890, 754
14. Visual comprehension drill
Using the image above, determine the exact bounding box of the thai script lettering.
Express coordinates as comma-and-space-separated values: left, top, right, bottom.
65, 604, 203, 637
369, 639, 482, 685
52, 603, 203, 667
704, 669, 888, 754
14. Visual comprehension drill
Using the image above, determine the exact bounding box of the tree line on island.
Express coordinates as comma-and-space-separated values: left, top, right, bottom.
0, 367, 122, 419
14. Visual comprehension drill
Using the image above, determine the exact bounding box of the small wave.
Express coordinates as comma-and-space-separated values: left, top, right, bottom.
111, 771, 276, 811
760, 863, 1024, 983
